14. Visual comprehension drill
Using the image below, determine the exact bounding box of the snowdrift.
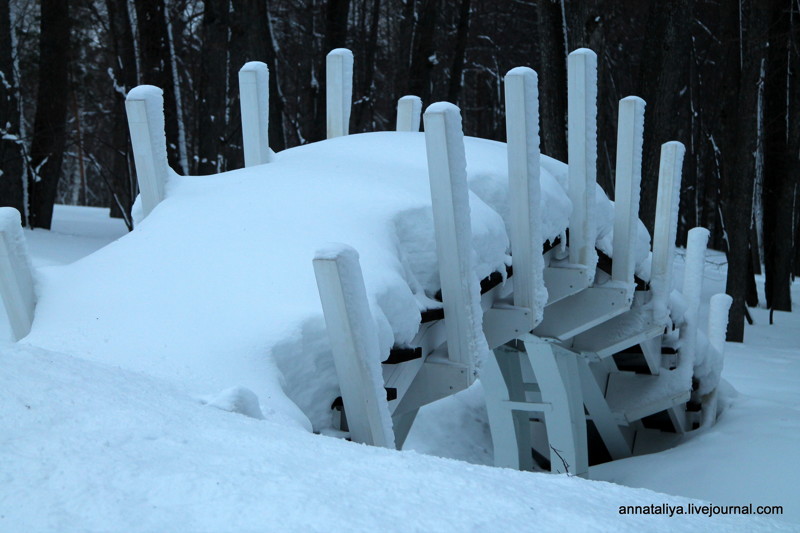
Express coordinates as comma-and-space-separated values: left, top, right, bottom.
23, 132, 649, 432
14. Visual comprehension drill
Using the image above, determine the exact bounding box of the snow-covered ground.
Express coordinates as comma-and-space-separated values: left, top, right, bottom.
2, 143, 798, 530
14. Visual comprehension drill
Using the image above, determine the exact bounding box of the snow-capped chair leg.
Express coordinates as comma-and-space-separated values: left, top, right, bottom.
650, 141, 685, 324
238, 62, 274, 167
481, 344, 537, 471
505, 67, 546, 329
125, 85, 169, 219
396, 95, 422, 132
313, 244, 395, 449
0, 208, 35, 341
611, 96, 646, 287
567, 49, 599, 275
326, 49, 354, 139
523, 334, 588, 477
701, 293, 733, 427
680, 227, 710, 378
423, 102, 488, 381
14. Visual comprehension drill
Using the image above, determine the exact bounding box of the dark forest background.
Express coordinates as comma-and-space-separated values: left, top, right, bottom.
0, 0, 798, 341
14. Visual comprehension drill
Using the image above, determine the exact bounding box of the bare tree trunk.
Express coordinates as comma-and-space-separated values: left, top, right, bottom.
719, 0, 769, 341
406, 0, 440, 104
105, 0, 138, 225
325, 0, 351, 53
446, 0, 471, 105
196, 0, 230, 175
28, 0, 70, 229
134, 0, 183, 173
263, 2, 287, 151
792, 2, 800, 280
637, 0, 691, 237
0, 0, 26, 218
763, 0, 796, 312
535, 0, 568, 163
352, 0, 381, 131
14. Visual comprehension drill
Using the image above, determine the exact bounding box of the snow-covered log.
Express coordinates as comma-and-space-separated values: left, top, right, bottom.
504, 67, 546, 327
0, 208, 35, 340
396, 95, 422, 132
125, 85, 169, 219
238, 61, 274, 167
423, 102, 487, 377
567, 49, 598, 274
651, 141, 685, 323
326, 49, 354, 139
313, 244, 395, 448
611, 96, 646, 285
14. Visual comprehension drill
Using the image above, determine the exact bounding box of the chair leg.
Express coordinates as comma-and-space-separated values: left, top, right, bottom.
523, 335, 588, 477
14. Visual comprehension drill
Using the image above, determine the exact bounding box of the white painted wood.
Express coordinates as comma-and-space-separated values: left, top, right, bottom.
707, 293, 733, 356
505, 67, 545, 328
312, 245, 394, 448
651, 141, 685, 323
571, 307, 663, 362
326, 48, 354, 139
482, 305, 531, 349
482, 345, 536, 470
533, 285, 632, 341
392, 355, 471, 416
125, 86, 169, 218
680, 227, 709, 372
392, 409, 419, 450
567, 49, 598, 273
605, 371, 691, 424
682, 227, 710, 314
577, 359, 631, 460
542, 264, 592, 305
396, 95, 422, 132
639, 335, 664, 375
423, 102, 484, 377
382, 357, 425, 415
0, 208, 36, 340
611, 96, 646, 285
523, 335, 588, 477
238, 61, 273, 167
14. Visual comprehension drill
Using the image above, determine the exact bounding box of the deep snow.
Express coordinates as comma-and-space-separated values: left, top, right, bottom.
19, 133, 648, 434
2, 205, 796, 531
1, 128, 797, 530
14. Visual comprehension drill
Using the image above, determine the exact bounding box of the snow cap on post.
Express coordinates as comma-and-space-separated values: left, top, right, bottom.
423, 102, 488, 379
650, 141, 686, 323
504, 66, 546, 327
125, 85, 169, 219
326, 48, 354, 139
0, 207, 36, 341
396, 95, 423, 132
611, 95, 646, 286
567, 48, 599, 275
239, 61, 274, 167
313, 243, 395, 448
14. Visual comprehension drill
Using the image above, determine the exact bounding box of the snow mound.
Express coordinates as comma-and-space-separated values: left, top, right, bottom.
23, 132, 649, 432
202, 386, 265, 419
